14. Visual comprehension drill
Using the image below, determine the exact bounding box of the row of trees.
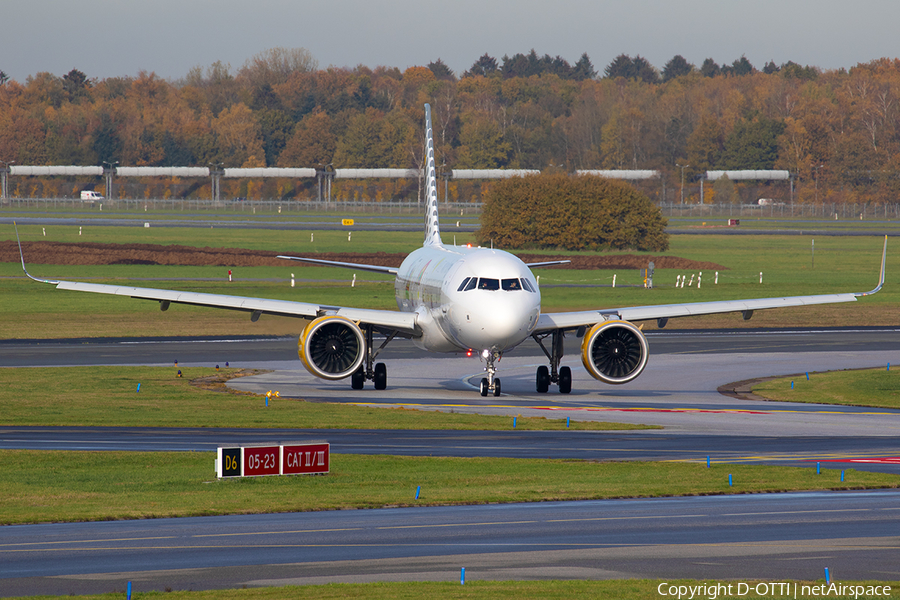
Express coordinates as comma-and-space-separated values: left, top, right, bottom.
2, 49, 900, 204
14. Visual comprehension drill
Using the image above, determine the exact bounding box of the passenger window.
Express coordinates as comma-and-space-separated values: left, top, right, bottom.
478, 278, 499, 291
464, 277, 478, 291
457, 277, 471, 292
502, 278, 521, 291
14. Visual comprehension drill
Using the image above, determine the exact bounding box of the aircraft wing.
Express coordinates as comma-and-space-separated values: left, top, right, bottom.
277, 255, 398, 275
43, 280, 419, 335
15, 227, 418, 336
535, 236, 887, 333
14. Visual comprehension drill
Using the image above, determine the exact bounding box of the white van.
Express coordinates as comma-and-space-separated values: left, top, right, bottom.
80, 190, 104, 201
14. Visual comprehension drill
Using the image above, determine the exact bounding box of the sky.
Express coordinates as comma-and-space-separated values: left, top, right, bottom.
2, 0, 899, 83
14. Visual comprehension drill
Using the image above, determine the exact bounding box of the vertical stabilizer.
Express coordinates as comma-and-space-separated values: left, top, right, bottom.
423, 104, 443, 247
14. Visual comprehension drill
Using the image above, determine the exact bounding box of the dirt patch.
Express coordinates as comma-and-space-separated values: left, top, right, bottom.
189, 369, 267, 395
2, 241, 726, 271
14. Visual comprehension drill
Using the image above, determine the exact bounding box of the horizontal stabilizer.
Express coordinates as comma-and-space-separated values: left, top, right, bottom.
526, 260, 571, 268
277, 255, 397, 275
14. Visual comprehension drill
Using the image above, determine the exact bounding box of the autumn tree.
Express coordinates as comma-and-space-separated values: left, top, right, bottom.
278, 111, 336, 167
456, 112, 510, 168
478, 173, 668, 251
238, 47, 318, 89
212, 103, 265, 166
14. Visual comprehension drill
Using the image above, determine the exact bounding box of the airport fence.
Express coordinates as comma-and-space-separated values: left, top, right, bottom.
0, 197, 485, 215
2, 197, 899, 221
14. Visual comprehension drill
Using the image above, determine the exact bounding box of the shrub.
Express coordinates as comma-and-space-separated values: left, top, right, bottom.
477, 173, 668, 251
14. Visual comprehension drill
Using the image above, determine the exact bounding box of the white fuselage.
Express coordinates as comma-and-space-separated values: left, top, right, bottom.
394, 244, 541, 354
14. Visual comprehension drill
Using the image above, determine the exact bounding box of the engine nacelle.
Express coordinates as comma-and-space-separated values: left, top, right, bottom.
298, 316, 366, 380
581, 320, 649, 385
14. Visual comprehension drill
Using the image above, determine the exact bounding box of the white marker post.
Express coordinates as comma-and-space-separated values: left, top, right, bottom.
291, 273, 295, 288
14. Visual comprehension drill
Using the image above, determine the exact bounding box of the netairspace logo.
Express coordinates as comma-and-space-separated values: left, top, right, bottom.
657, 581, 893, 599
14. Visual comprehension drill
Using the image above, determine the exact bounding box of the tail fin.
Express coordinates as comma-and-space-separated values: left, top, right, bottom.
423, 104, 443, 247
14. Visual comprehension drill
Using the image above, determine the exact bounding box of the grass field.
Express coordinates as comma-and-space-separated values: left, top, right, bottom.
3, 450, 895, 525
753, 367, 900, 409
0, 366, 649, 430
1, 223, 895, 338
7, 580, 900, 600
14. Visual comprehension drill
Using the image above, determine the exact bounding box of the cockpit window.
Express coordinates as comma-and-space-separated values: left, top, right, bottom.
464, 277, 478, 291
478, 278, 499, 290
501, 278, 522, 291
457, 277, 472, 292
521, 278, 536, 292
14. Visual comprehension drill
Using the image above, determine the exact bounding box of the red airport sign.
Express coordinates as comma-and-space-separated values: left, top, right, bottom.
217, 442, 329, 478
243, 446, 281, 477
282, 443, 330, 475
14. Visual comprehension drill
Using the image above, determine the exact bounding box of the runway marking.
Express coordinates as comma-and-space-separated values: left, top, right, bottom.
347, 401, 900, 416
345, 402, 770, 414
817, 456, 900, 464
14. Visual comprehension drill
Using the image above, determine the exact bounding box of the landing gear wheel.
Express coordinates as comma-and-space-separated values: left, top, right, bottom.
536, 366, 550, 393
480, 378, 489, 397
493, 378, 501, 397
350, 368, 365, 390
373, 362, 387, 390
558, 366, 572, 394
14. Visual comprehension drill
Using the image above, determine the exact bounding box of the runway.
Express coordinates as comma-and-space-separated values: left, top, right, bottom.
2, 491, 899, 596
2, 329, 900, 595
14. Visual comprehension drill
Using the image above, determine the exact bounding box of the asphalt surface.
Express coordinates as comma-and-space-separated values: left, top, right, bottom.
3, 330, 900, 595
3, 491, 899, 596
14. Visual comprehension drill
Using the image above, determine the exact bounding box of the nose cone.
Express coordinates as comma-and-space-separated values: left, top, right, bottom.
452, 291, 539, 351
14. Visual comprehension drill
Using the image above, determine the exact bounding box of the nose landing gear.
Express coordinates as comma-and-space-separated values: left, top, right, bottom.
479, 349, 502, 397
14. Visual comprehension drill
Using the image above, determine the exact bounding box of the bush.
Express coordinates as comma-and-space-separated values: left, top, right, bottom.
477, 173, 669, 251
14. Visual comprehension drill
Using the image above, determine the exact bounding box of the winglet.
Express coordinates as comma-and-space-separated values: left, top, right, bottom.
856, 235, 887, 297
423, 104, 443, 247
14, 222, 59, 284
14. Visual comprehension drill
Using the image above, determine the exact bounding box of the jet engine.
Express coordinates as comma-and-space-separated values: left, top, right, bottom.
298, 316, 366, 380
581, 320, 649, 384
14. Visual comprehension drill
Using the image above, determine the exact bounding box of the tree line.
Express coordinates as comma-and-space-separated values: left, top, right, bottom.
1, 48, 899, 204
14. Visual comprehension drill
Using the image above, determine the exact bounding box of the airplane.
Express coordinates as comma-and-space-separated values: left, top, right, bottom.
16, 104, 887, 397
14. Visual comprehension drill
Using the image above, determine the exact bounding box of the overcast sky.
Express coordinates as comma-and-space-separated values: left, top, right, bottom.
2, 0, 898, 83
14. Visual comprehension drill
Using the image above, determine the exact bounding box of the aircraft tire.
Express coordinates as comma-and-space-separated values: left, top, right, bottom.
536, 366, 550, 393
351, 368, 365, 390
559, 366, 572, 394
493, 378, 501, 397
374, 362, 387, 390
480, 378, 489, 396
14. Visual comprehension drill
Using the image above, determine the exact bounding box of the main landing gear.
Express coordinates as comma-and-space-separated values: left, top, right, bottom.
479, 349, 502, 397
351, 326, 395, 391
532, 330, 572, 394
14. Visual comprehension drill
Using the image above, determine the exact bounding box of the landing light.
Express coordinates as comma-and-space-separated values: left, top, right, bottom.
481, 349, 490, 359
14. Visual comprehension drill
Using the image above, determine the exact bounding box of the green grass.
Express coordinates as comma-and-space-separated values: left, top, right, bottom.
0, 366, 647, 430
2, 226, 895, 338
8, 580, 900, 600
2, 450, 895, 525
753, 367, 900, 409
